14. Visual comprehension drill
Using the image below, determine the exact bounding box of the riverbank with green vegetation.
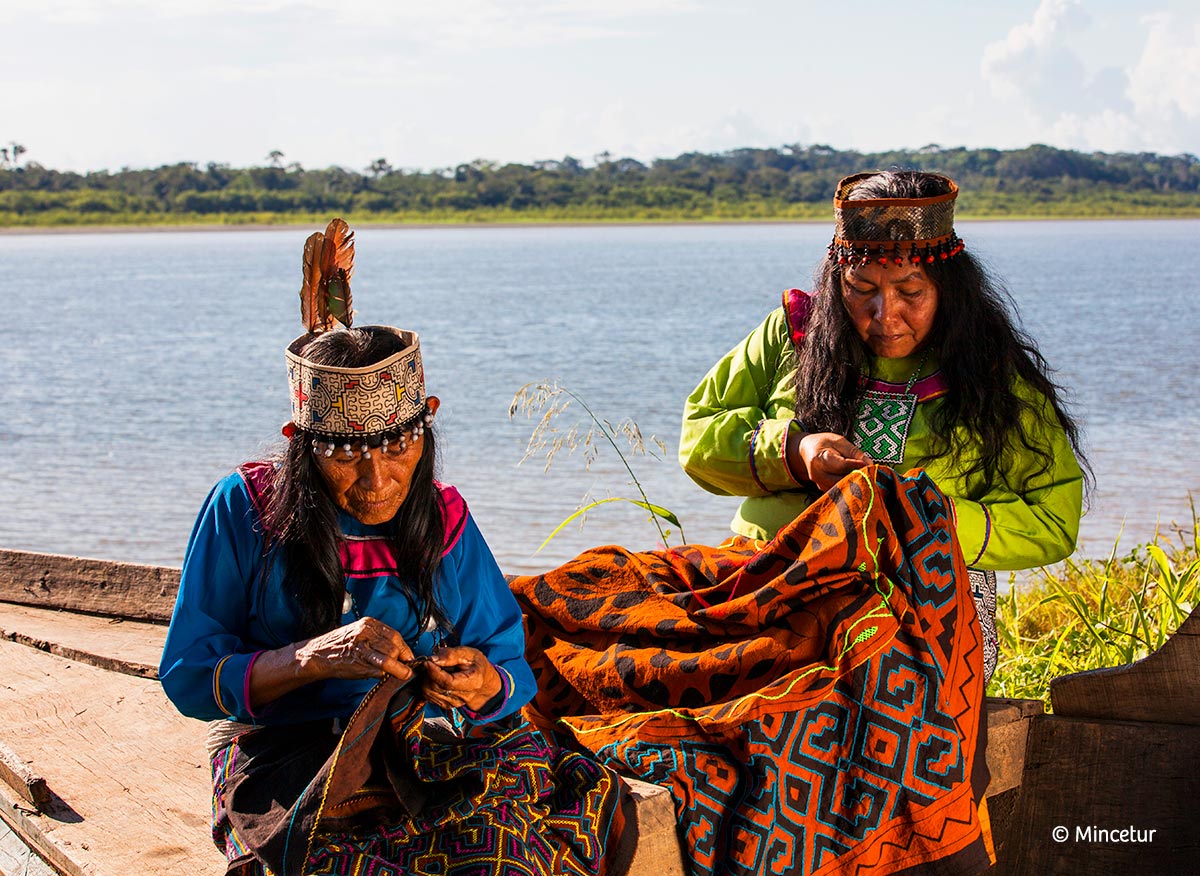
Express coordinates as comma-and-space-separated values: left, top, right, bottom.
989, 506, 1198, 706
4, 196, 1200, 230
2, 143, 1198, 228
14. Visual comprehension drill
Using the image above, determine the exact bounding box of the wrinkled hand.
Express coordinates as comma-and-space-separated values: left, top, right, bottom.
792, 431, 871, 492
294, 616, 416, 684
420, 646, 501, 712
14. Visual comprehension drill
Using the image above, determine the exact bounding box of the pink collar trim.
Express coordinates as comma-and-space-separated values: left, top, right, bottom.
237, 463, 469, 562
856, 372, 949, 402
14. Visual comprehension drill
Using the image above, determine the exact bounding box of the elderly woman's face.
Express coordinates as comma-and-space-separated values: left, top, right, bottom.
313, 397, 440, 525
841, 262, 939, 358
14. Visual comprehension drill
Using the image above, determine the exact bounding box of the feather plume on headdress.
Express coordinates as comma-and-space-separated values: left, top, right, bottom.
299, 218, 355, 332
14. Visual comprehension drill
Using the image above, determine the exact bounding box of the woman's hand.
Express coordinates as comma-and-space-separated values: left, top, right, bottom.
294, 616, 418, 683
248, 617, 416, 712
787, 431, 871, 492
419, 646, 502, 713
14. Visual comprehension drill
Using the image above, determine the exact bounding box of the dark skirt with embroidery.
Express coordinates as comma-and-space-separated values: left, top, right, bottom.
211, 681, 635, 876
511, 465, 992, 876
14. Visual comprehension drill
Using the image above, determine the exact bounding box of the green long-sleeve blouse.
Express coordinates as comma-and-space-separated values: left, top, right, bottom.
679, 306, 1084, 571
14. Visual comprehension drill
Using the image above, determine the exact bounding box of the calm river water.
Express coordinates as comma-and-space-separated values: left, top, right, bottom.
0, 220, 1197, 576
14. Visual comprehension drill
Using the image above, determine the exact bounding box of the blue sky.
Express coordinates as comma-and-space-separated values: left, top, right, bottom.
5, 0, 1198, 172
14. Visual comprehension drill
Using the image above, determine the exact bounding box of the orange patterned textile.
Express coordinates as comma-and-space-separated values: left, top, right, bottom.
511, 466, 991, 876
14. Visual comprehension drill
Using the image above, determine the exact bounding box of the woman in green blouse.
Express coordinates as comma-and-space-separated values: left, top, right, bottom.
679, 170, 1089, 679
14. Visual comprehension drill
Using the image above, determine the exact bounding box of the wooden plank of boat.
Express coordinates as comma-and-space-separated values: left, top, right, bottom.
1049, 606, 1200, 726
0, 549, 177, 623
983, 697, 1043, 797
0, 602, 163, 677
997, 715, 1200, 875
0, 742, 52, 811
0, 640, 216, 876
0, 803, 71, 876
994, 607, 1200, 874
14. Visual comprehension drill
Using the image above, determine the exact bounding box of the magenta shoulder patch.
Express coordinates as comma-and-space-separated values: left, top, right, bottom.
782, 288, 814, 347
435, 482, 469, 555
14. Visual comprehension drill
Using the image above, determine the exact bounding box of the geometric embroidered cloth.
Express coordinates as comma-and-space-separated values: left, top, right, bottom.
511, 466, 991, 876
852, 391, 917, 465
212, 680, 635, 876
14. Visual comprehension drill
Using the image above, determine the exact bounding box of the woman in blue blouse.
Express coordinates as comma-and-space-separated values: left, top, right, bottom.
159, 327, 535, 734
159, 220, 630, 876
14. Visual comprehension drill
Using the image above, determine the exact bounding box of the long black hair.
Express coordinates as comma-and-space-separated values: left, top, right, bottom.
794, 170, 1090, 494
262, 328, 448, 639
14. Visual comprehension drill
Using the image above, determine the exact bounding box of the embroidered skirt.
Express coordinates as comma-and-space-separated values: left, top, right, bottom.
210, 684, 634, 876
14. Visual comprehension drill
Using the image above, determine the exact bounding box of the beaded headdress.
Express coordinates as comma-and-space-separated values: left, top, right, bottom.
285, 219, 429, 445
828, 172, 965, 267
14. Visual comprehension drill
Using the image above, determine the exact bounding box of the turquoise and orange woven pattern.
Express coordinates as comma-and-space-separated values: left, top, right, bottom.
512, 465, 991, 876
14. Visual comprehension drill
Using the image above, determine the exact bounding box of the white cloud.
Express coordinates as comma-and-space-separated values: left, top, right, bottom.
980, 1, 1200, 154
1127, 13, 1200, 119
639, 111, 785, 160
519, 100, 806, 168
1048, 109, 1143, 153
981, 0, 1091, 108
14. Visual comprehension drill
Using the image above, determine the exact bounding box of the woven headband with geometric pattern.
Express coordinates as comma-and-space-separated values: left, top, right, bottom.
286, 327, 426, 439
829, 172, 965, 267
285, 219, 427, 439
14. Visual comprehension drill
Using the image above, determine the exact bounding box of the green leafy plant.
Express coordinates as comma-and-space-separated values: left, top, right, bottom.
509, 381, 687, 552
989, 498, 1199, 706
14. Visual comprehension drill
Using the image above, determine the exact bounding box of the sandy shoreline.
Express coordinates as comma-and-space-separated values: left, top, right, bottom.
2, 214, 1190, 236
0, 218, 831, 236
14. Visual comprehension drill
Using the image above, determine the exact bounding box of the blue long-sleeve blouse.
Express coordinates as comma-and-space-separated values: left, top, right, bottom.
159, 466, 536, 726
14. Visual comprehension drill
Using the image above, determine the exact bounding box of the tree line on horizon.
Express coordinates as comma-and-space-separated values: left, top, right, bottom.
1, 143, 1198, 220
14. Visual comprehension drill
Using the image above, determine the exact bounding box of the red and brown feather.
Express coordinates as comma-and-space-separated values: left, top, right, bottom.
298, 219, 355, 333
321, 218, 354, 329
299, 230, 326, 333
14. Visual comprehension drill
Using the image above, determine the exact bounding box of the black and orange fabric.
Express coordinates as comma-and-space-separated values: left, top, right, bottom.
511, 466, 991, 876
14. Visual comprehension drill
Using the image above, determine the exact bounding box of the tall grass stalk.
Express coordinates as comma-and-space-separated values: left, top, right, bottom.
509, 381, 686, 552
989, 500, 1199, 705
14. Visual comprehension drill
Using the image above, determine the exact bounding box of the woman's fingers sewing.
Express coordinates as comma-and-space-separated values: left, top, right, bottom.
421, 646, 501, 711
295, 616, 415, 683
799, 433, 871, 491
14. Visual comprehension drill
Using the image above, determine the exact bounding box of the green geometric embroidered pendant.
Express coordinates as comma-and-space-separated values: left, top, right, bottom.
851, 390, 917, 466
